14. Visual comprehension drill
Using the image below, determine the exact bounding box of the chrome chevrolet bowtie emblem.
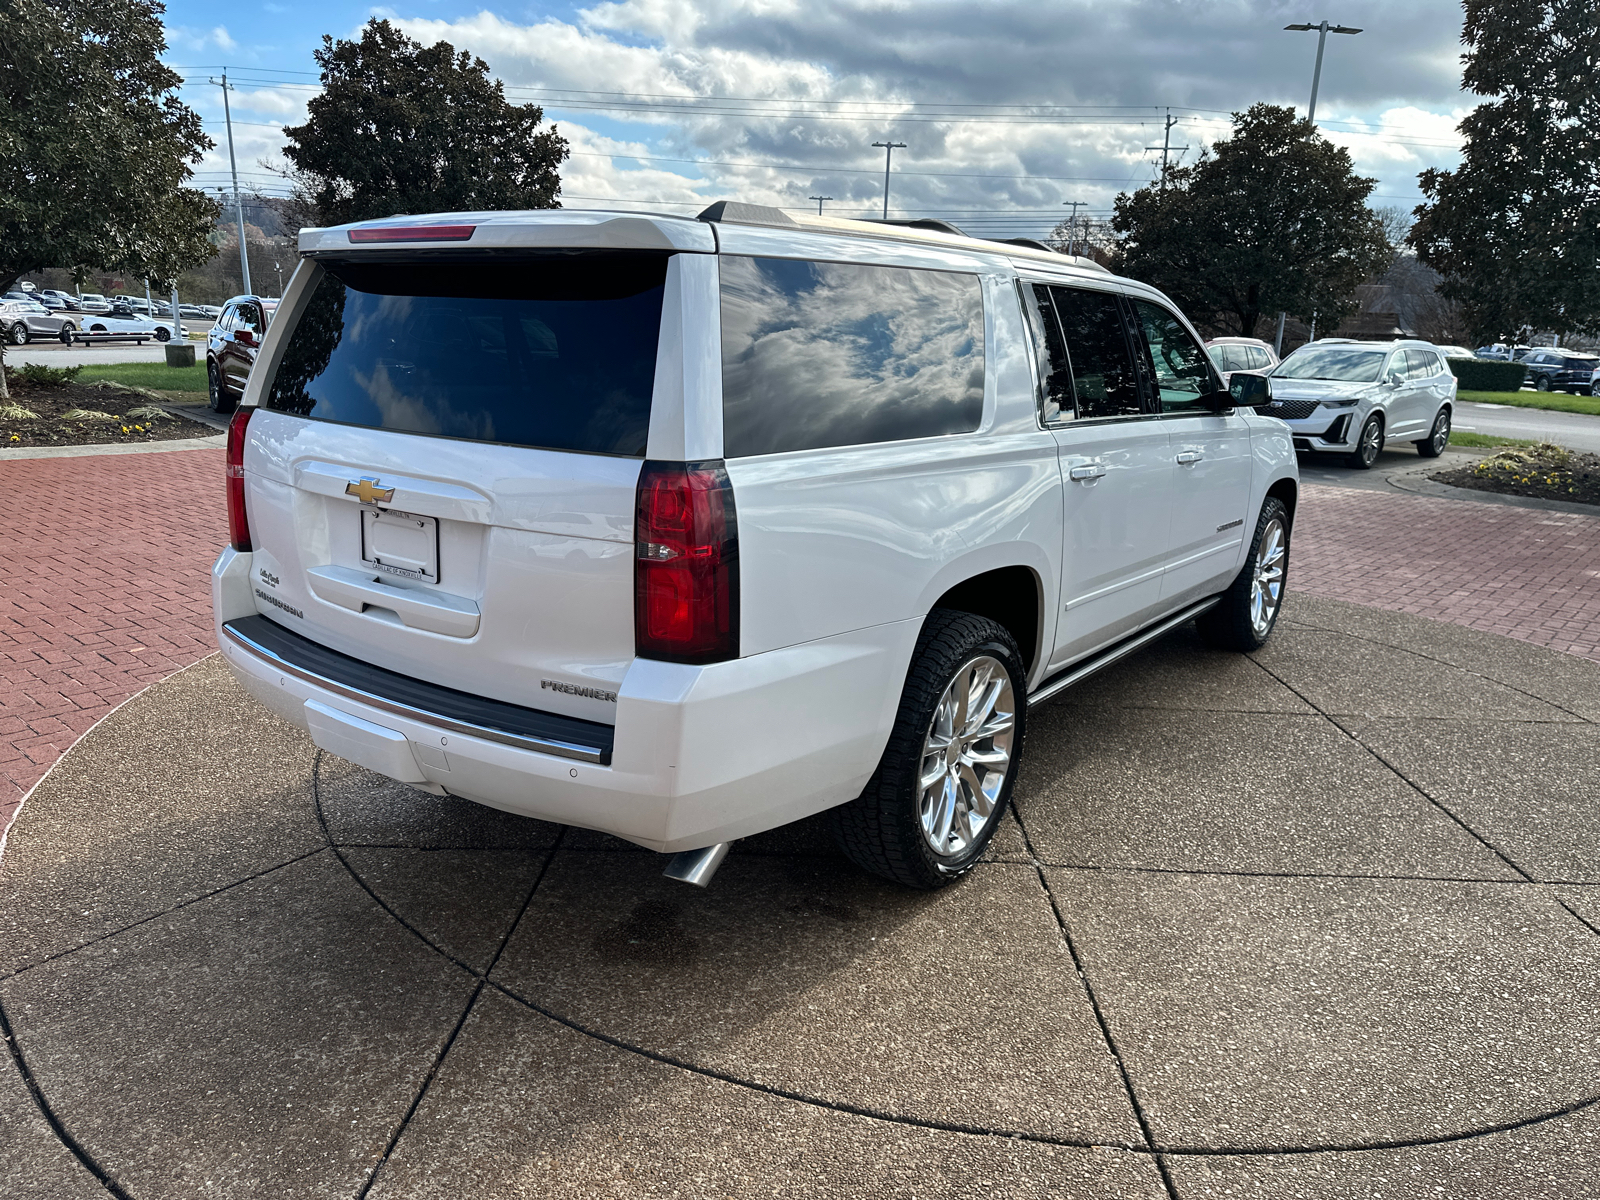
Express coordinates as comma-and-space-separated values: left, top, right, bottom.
345, 477, 395, 505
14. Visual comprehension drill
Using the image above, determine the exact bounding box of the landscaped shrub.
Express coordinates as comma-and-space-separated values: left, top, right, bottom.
6, 363, 84, 386
1446, 357, 1526, 392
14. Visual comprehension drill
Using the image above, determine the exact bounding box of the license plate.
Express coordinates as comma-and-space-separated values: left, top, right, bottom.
361, 507, 439, 583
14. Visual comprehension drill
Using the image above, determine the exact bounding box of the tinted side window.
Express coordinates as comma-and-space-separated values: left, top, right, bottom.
239, 303, 263, 334
218, 305, 237, 333
720, 256, 985, 457
265, 253, 668, 457
1050, 287, 1142, 419
1025, 283, 1075, 422
1132, 299, 1218, 413
1403, 349, 1430, 379
1250, 346, 1274, 369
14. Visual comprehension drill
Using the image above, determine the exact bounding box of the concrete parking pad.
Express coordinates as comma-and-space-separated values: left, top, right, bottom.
368, 988, 1168, 1200
1167, 1102, 1600, 1200
3, 598, 1599, 1197
1343, 720, 1600, 885
489, 852, 1140, 1144
1017, 706, 1518, 879
0, 655, 320, 977
1, 852, 474, 1198
1049, 869, 1600, 1150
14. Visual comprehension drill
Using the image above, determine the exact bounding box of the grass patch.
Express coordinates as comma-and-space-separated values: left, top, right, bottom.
1458, 388, 1600, 417
1449, 430, 1541, 449
74, 361, 207, 394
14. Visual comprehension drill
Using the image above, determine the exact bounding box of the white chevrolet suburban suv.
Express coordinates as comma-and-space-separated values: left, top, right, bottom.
212, 202, 1298, 890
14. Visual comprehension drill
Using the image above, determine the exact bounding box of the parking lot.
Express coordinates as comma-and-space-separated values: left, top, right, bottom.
3, 437, 1600, 1198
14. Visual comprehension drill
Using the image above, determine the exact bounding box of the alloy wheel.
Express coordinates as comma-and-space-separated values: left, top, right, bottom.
1430, 410, 1450, 454
1359, 417, 1383, 466
917, 655, 1016, 860
1250, 518, 1287, 636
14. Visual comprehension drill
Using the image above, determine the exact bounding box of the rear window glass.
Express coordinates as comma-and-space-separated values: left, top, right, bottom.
265, 253, 669, 456
719, 256, 984, 458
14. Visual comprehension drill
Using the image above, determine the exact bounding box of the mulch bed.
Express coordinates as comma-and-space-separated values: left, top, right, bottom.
1432, 444, 1600, 508
1, 376, 215, 447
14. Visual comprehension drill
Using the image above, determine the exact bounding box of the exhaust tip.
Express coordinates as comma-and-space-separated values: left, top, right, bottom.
662, 842, 731, 887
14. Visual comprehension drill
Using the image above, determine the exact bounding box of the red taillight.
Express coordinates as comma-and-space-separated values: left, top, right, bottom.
634, 461, 738, 664
226, 406, 253, 552
347, 224, 476, 243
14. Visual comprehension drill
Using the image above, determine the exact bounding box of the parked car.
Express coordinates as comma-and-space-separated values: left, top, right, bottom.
179, 304, 211, 321
1434, 345, 1477, 360
1592, 364, 1600, 396
212, 204, 1299, 891
1204, 337, 1279, 386
80, 302, 188, 341
1257, 338, 1457, 468
1519, 348, 1600, 395
8, 290, 69, 312
206, 295, 274, 412
75, 293, 112, 314
2, 297, 80, 344
201, 305, 223, 319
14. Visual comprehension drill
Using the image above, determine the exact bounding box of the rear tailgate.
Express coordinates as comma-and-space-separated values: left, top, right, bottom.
240, 248, 674, 727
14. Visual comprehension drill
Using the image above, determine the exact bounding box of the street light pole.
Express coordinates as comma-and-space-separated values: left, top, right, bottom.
1283, 20, 1363, 127
808, 195, 834, 215
871, 141, 906, 220
209, 71, 252, 295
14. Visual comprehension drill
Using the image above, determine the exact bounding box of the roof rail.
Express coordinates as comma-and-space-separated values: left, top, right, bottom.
697, 201, 796, 227
871, 218, 970, 236
993, 237, 1057, 253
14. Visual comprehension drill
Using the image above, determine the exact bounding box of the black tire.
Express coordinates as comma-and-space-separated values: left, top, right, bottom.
1535, 376, 1550, 392
1414, 406, 1450, 457
1347, 413, 1384, 469
831, 610, 1027, 890
1196, 496, 1290, 652
7, 322, 27, 346
154, 326, 170, 343
206, 360, 236, 413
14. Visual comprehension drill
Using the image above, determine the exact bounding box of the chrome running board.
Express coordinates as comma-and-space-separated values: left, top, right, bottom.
1027, 598, 1220, 708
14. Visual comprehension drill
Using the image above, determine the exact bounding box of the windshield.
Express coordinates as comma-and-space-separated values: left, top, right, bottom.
1271, 346, 1388, 382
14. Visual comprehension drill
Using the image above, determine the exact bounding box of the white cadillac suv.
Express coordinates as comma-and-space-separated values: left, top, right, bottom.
212, 203, 1298, 889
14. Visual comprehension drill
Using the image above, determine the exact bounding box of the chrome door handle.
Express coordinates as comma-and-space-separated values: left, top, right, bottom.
1176, 450, 1203, 465
1068, 463, 1106, 481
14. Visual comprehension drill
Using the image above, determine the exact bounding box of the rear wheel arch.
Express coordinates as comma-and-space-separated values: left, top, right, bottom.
926, 565, 1043, 677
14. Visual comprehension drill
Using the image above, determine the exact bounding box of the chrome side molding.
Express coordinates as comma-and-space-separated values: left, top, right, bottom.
1027, 598, 1220, 708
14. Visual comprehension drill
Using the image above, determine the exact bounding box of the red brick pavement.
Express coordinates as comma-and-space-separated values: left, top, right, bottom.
3, 453, 1600, 846
1, 449, 225, 829
1292, 482, 1600, 662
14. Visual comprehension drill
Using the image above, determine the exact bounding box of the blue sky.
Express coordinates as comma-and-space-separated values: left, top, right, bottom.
159, 0, 1475, 241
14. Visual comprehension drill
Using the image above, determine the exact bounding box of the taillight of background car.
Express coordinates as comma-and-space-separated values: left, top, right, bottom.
226, 407, 254, 551
634, 461, 739, 664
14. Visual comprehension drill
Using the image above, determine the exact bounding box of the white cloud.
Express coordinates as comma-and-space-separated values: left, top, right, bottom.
168, 24, 239, 53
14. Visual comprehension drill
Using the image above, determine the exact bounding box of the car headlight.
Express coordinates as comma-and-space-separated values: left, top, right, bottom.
1321, 397, 1362, 408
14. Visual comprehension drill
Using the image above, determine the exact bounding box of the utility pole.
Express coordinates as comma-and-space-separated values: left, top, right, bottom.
1145, 110, 1188, 195
1061, 200, 1086, 255
209, 71, 252, 295
1284, 20, 1363, 126
871, 141, 906, 220
808, 195, 834, 215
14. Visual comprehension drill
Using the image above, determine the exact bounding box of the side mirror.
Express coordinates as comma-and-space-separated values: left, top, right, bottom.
236, 329, 255, 346
1229, 372, 1271, 407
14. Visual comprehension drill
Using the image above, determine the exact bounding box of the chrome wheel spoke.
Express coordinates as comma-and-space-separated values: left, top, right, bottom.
916, 653, 1016, 860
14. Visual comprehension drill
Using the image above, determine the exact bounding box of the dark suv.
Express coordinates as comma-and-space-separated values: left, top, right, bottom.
206, 295, 276, 412
1520, 348, 1600, 395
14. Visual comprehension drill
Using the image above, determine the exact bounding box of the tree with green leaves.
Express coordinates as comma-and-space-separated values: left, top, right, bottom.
1111, 104, 1390, 338
282, 19, 569, 227
0, 0, 216, 395
1409, 0, 1600, 344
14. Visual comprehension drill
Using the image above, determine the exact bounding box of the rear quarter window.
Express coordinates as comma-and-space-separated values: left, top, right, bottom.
264, 252, 669, 457
719, 256, 985, 458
